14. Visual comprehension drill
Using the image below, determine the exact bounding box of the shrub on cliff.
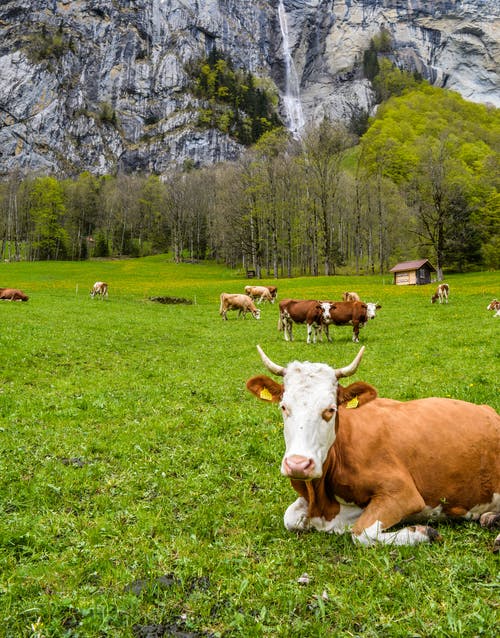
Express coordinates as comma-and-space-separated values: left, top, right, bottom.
187, 48, 283, 145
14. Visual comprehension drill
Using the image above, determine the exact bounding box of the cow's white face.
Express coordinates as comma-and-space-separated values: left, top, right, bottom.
280, 361, 338, 480
253, 308, 261, 319
365, 302, 379, 319
320, 302, 332, 323
247, 346, 365, 481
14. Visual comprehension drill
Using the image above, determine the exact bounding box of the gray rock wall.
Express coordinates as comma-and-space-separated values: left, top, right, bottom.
0, 0, 498, 177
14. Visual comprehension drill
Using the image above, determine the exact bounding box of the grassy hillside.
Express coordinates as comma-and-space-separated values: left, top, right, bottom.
0, 257, 499, 637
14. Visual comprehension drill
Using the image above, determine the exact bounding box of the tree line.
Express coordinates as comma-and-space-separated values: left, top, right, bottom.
0, 84, 498, 278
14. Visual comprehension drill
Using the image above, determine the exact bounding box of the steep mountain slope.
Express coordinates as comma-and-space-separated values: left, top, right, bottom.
0, 0, 498, 177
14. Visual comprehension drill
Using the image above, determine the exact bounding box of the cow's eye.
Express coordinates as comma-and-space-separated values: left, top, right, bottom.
280, 404, 290, 416
322, 406, 337, 421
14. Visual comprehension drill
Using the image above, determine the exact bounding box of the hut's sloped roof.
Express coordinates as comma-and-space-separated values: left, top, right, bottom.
389, 259, 436, 273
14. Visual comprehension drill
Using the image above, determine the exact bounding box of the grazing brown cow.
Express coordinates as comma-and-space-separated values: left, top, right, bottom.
0, 288, 29, 301
219, 293, 261, 320
342, 291, 360, 302
244, 285, 274, 304
90, 281, 108, 299
431, 283, 449, 304
246, 346, 500, 550
322, 301, 381, 343
278, 299, 333, 344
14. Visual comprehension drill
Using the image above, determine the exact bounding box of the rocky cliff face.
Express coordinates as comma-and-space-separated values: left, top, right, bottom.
0, 0, 498, 177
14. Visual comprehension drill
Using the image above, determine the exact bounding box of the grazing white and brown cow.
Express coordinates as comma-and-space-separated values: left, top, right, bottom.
0, 287, 29, 301
90, 281, 108, 299
220, 293, 261, 320
246, 346, 500, 550
278, 299, 333, 344
266, 286, 278, 301
244, 285, 274, 304
321, 301, 381, 343
342, 291, 360, 302
487, 299, 500, 314
431, 283, 449, 304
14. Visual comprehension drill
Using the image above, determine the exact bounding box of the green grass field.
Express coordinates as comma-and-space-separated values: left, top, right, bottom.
1, 257, 499, 637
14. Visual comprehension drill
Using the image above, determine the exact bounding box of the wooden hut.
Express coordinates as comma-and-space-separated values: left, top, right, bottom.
389, 259, 436, 285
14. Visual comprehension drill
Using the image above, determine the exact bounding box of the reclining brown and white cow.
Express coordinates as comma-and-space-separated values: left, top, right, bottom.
0, 287, 29, 301
219, 293, 261, 320
246, 346, 500, 550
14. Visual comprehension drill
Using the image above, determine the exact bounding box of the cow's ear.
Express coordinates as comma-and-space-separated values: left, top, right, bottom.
246, 376, 283, 403
337, 382, 377, 408
376, 304, 382, 309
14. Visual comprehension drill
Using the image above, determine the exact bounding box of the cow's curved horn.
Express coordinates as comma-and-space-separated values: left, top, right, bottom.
334, 346, 365, 379
256, 345, 286, 376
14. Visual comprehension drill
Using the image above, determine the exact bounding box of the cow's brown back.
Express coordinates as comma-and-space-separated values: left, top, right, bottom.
330, 396, 500, 516
328, 301, 366, 324
279, 299, 322, 323
0, 288, 29, 301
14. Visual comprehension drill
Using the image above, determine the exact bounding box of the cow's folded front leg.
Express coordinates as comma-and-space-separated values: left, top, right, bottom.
353, 520, 441, 546
351, 491, 440, 546
284, 497, 310, 531
284, 496, 363, 535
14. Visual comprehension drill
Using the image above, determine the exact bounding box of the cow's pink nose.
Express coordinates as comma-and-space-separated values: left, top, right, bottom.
284, 455, 315, 478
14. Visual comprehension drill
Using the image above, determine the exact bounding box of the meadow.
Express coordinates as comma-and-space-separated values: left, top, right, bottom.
0, 256, 498, 638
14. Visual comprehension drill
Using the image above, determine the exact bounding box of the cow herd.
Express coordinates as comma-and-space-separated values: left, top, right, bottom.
1, 273, 499, 552
220, 284, 382, 344
220, 281, 498, 345
218, 279, 500, 553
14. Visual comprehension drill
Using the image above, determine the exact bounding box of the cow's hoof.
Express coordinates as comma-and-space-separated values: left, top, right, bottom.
480, 512, 500, 529
416, 525, 442, 542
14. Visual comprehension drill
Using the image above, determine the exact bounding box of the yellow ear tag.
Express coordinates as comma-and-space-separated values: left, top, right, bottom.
346, 397, 359, 409
260, 388, 273, 401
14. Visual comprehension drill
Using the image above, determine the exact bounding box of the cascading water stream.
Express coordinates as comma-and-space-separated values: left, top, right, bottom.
278, 0, 305, 138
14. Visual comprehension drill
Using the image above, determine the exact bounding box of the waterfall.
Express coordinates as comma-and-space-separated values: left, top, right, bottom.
278, 0, 305, 138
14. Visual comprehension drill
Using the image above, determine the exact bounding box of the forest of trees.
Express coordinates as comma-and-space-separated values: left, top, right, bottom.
1, 82, 498, 277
